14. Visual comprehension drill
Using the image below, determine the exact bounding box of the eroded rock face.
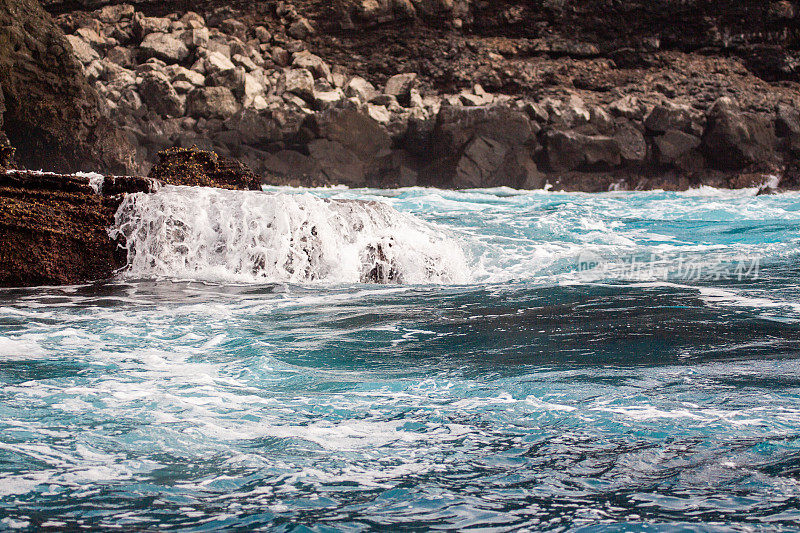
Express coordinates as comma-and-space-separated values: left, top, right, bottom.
148, 146, 261, 189
0, 0, 135, 174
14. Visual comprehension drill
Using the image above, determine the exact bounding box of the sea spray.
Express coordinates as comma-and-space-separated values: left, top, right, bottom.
109, 186, 471, 284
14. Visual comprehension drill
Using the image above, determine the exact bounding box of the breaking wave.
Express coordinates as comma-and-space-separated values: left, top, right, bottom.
110, 186, 470, 284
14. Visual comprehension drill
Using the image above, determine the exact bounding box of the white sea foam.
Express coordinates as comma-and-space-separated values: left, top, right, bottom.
110, 186, 470, 285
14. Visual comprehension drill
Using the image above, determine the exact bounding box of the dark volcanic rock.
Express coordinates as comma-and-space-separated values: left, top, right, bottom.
702, 98, 778, 171
0, 170, 156, 287
0, 0, 136, 174
148, 146, 262, 189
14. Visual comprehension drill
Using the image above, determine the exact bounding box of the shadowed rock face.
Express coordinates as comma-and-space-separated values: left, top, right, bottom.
148, 146, 262, 189
0, 0, 136, 174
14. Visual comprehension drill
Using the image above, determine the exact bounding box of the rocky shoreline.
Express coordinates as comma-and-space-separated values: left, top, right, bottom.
30, 0, 800, 191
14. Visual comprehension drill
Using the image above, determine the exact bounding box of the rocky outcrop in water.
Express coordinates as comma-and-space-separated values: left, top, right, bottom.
0, 170, 156, 286
0, 0, 136, 174
0, 147, 259, 287
36, 0, 800, 191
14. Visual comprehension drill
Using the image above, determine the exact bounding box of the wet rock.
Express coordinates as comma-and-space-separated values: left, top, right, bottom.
148, 146, 261, 189
308, 138, 366, 185
312, 107, 392, 161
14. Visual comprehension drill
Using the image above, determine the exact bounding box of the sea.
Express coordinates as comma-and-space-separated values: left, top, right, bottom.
0, 184, 799, 531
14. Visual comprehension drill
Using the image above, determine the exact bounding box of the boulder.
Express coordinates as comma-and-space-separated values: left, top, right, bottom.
148, 146, 261, 189
65, 34, 100, 64
776, 102, 800, 137
139, 71, 184, 117
345, 76, 379, 102
312, 107, 392, 161
654, 129, 701, 165
308, 139, 366, 185
204, 51, 236, 75
384, 73, 417, 105
140, 33, 190, 64
133, 16, 171, 39
644, 103, 695, 134
293, 54, 332, 81
186, 86, 239, 119
702, 97, 778, 170
613, 121, 647, 162
281, 68, 315, 101
288, 18, 315, 39
545, 130, 621, 172
609, 95, 645, 120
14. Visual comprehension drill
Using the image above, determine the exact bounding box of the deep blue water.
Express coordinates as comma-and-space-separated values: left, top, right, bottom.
1, 186, 799, 531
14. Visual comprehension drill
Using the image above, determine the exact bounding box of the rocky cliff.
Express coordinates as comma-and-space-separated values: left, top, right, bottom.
0, 0, 137, 174
27, 0, 800, 191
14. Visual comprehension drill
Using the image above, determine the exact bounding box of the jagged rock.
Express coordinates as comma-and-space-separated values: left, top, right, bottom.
288, 18, 315, 39
0, 0, 135, 174
65, 34, 100, 64
140, 32, 189, 63
148, 146, 261, 189
609, 95, 645, 120
208, 67, 246, 97
613, 121, 647, 162
366, 103, 391, 124
776, 102, 800, 137
139, 71, 183, 117
281, 68, 315, 101
97, 4, 134, 23
308, 139, 366, 185
133, 15, 171, 38
654, 129, 701, 165
314, 88, 345, 110
545, 130, 621, 172
702, 97, 778, 170
343, 76, 377, 102
106, 46, 134, 68
184, 27, 210, 49
312, 107, 392, 161
186, 86, 239, 118
293, 54, 332, 81
384, 73, 417, 105
169, 65, 205, 86
645, 103, 695, 133
204, 51, 235, 74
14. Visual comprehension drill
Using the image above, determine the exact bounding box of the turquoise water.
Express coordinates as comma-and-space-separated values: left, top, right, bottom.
1, 186, 800, 531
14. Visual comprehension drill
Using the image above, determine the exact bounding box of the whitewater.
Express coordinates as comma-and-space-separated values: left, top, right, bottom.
1, 185, 799, 530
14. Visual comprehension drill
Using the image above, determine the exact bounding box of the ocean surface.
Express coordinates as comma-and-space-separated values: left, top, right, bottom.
1, 185, 799, 531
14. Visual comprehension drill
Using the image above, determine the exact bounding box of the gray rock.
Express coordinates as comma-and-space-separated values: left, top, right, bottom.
292, 54, 332, 81
776, 102, 800, 137
384, 73, 417, 105
308, 139, 366, 185
140, 33, 189, 63
106, 46, 134, 68
282, 68, 315, 101
204, 51, 236, 75
208, 67, 246, 98
344, 76, 378, 103
134, 16, 171, 38
609, 95, 645, 120
288, 18, 315, 39
139, 71, 184, 117
313, 107, 392, 161
186, 86, 239, 119
169, 66, 206, 87
613, 120, 647, 162
65, 35, 99, 64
